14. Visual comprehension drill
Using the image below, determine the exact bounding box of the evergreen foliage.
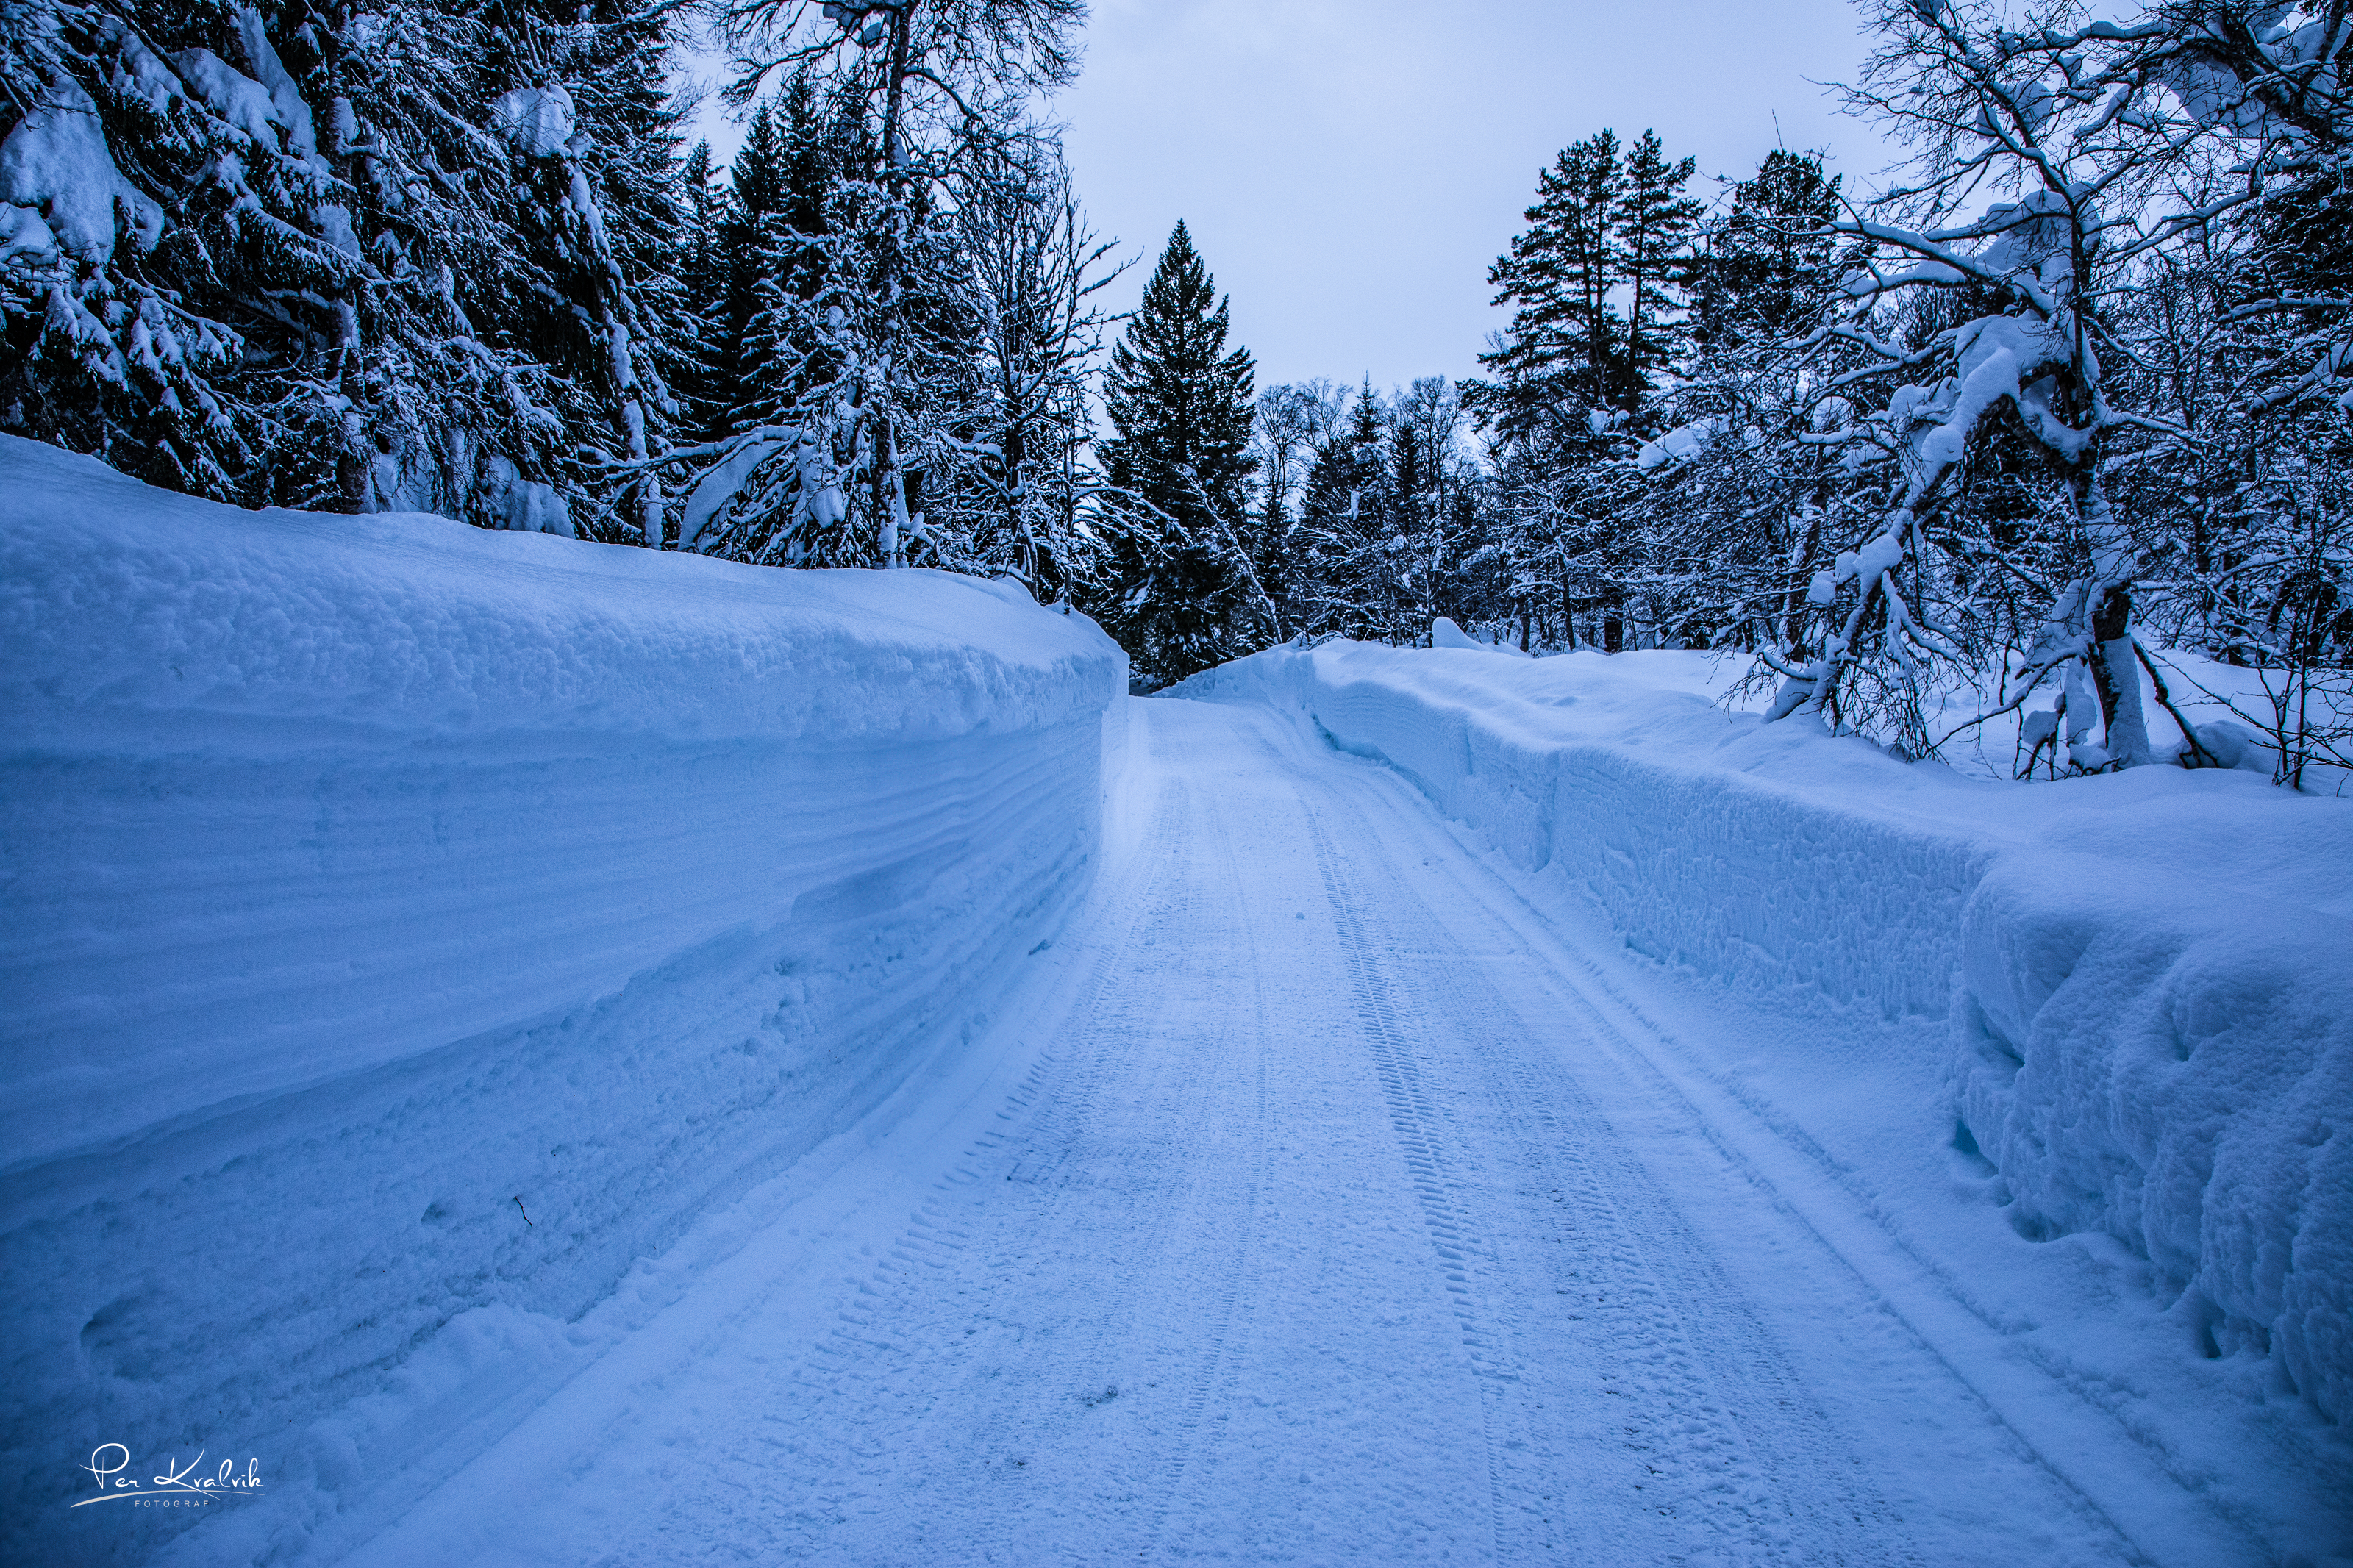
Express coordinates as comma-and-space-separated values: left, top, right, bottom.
1610, 129, 1703, 406
1088, 220, 1271, 680
1478, 129, 1625, 437
1, 0, 685, 539
652, 0, 1106, 579
1474, 126, 1702, 438
671, 137, 728, 431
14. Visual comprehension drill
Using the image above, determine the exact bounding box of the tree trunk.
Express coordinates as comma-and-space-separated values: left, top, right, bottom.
873, 10, 914, 568
2090, 583, 2153, 766
1783, 501, 1824, 656
2072, 465, 2152, 766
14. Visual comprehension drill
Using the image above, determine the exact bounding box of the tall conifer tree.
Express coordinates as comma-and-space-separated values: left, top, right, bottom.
673, 139, 727, 434
1479, 131, 1624, 435
1610, 129, 1702, 409
1090, 221, 1269, 681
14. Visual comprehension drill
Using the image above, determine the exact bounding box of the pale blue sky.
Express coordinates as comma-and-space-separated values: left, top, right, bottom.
688, 1, 1898, 392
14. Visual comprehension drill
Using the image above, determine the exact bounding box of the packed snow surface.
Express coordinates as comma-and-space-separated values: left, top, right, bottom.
4, 443, 2346, 1566
157, 694, 2348, 1568
1184, 640, 2352, 1432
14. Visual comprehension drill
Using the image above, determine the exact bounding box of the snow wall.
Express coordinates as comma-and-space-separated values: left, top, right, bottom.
0, 437, 1125, 1561
1180, 641, 2351, 1427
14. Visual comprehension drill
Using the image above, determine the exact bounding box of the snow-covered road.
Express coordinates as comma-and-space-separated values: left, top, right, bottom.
334, 698, 2271, 1567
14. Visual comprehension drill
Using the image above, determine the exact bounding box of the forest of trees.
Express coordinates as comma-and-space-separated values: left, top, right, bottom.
5, 0, 2349, 780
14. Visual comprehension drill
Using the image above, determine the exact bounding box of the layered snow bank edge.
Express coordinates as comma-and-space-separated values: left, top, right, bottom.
0, 437, 1125, 1561
1179, 641, 2352, 1425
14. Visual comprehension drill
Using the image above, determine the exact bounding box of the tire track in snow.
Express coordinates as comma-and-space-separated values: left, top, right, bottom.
1304, 806, 1521, 1561
1277, 696, 1907, 1567
1413, 899, 1904, 1567
1402, 794, 2265, 1568
1304, 716, 2231, 1567
726, 770, 1206, 1559
1140, 753, 1274, 1557
751, 709, 1282, 1564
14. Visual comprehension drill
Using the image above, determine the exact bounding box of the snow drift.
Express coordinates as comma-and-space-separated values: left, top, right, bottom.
0, 437, 1124, 1561
1179, 640, 2352, 1426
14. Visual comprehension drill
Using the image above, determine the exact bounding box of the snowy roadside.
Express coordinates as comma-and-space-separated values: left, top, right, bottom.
1433, 617, 2341, 791
0, 438, 1126, 1566
1176, 640, 2353, 1447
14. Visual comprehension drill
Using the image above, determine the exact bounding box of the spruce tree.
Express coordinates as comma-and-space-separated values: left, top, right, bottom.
731, 80, 858, 435
703, 78, 852, 446
1090, 222, 1269, 680
673, 139, 727, 435
1296, 384, 1404, 641
1, 0, 331, 500
683, 77, 983, 568
704, 105, 788, 441
1, 0, 688, 540
1691, 150, 1841, 351
471, 0, 687, 545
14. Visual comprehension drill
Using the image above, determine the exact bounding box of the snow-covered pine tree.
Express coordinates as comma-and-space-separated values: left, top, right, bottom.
679, 70, 1014, 569
263, 0, 575, 526
674, 76, 882, 565
1088, 220, 1272, 679
1610, 129, 1703, 412
698, 101, 790, 442
466, 0, 685, 545
2, 0, 315, 498
1477, 129, 1625, 439
1293, 383, 1406, 642
777, 124, 981, 567
2, 0, 691, 540
707, 78, 846, 440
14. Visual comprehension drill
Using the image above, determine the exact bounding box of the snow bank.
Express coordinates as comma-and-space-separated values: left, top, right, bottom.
1178, 640, 2352, 1425
0, 437, 1124, 1561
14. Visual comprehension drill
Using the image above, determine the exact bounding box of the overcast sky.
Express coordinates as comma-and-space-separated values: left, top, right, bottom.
689, 1, 1901, 395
